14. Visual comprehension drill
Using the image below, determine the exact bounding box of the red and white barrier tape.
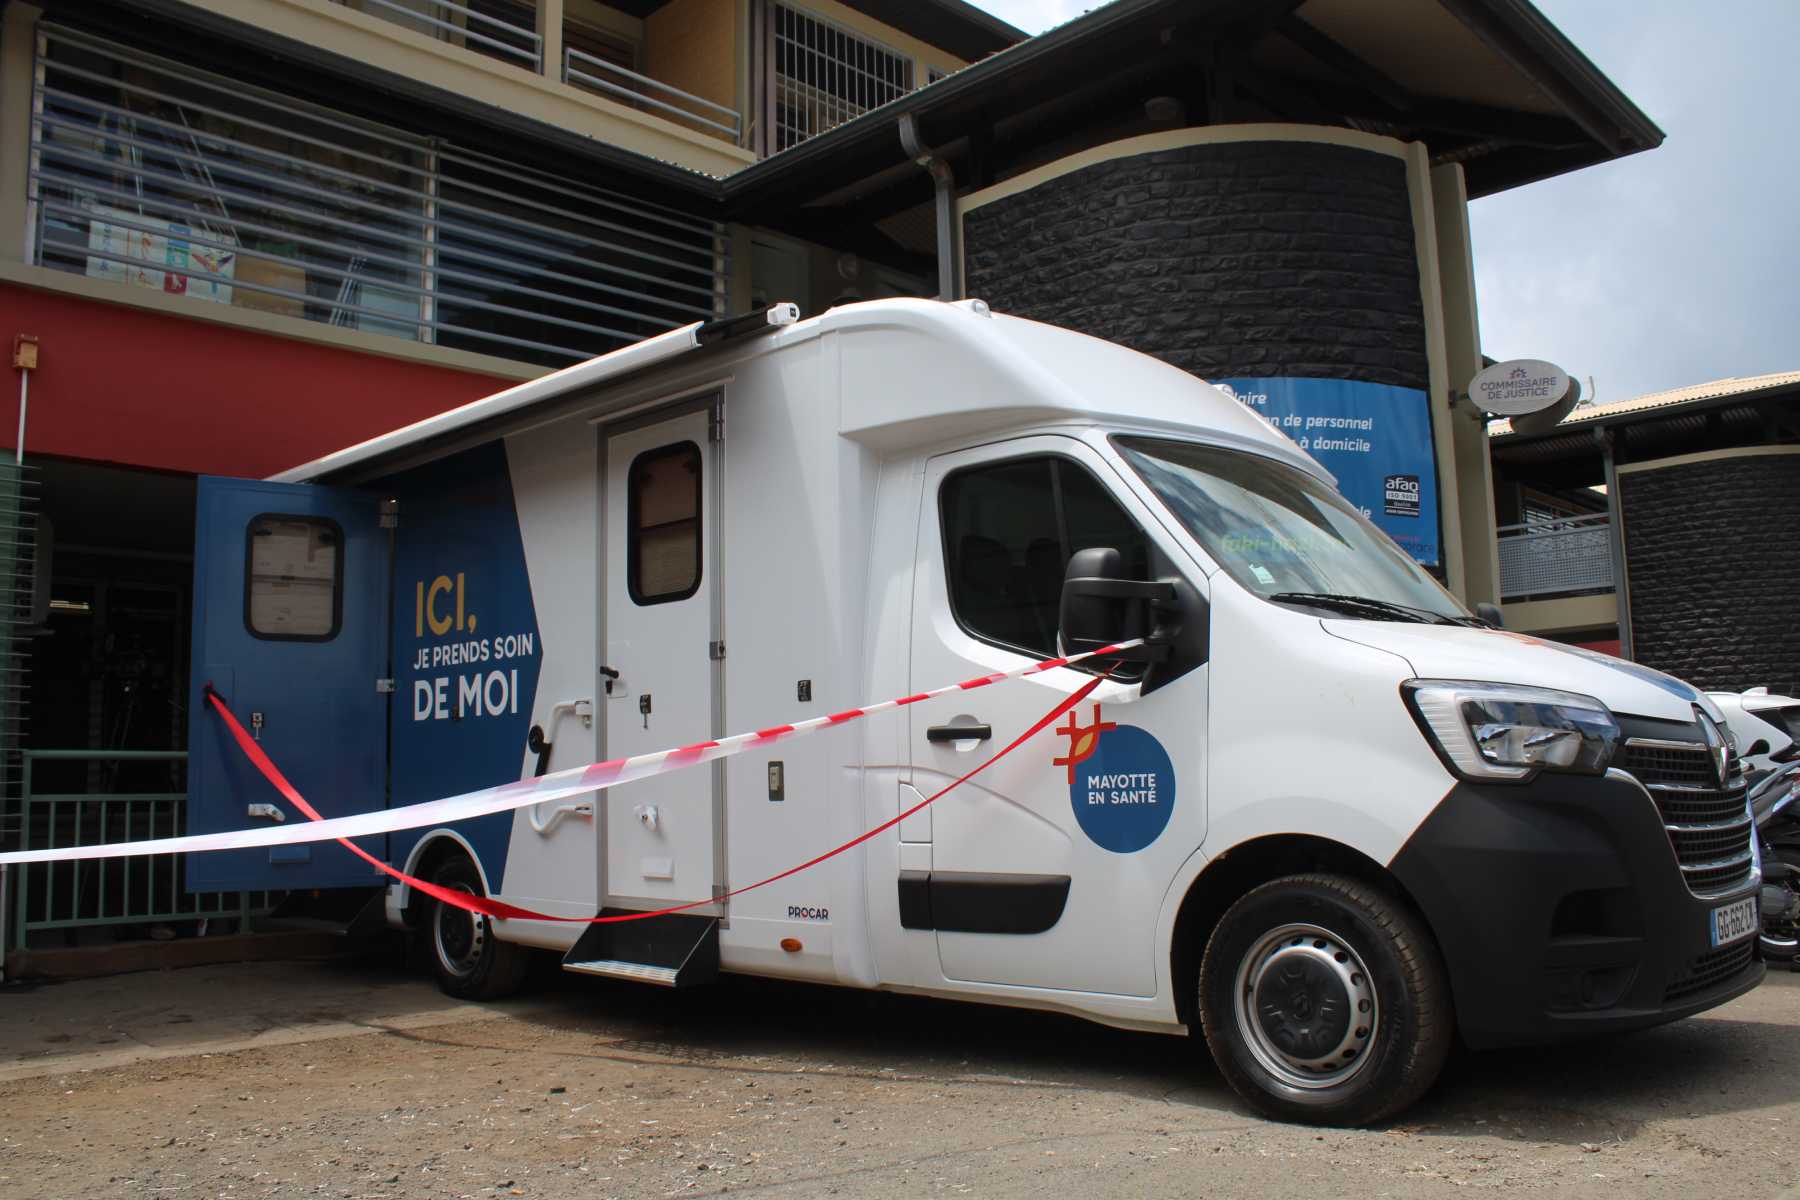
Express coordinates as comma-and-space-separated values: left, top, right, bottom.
0, 640, 1141, 869
207, 665, 1109, 925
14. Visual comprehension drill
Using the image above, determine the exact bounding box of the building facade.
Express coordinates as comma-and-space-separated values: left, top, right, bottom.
1490, 372, 1800, 694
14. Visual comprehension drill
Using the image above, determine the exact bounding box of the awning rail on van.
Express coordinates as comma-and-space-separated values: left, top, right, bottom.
269, 303, 799, 486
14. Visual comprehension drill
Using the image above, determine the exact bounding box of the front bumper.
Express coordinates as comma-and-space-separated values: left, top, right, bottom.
1390, 769, 1764, 1049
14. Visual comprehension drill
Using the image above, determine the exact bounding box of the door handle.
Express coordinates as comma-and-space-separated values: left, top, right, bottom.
927, 723, 992, 743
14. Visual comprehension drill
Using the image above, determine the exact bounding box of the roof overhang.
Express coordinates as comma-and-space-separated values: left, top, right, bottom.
1490, 378, 1800, 475
726, 0, 1664, 244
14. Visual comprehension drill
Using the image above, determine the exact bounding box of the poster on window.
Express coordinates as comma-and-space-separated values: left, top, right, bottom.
1214, 376, 1441, 569
86, 206, 235, 304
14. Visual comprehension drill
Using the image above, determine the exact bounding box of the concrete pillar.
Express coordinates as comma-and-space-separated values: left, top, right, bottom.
1430, 162, 1502, 607
0, 5, 43, 266
1404, 142, 1466, 597
536, 0, 564, 79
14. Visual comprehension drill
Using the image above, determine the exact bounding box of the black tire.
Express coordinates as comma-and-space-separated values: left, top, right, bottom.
1759, 846, 1800, 967
424, 855, 531, 1001
1197, 872, 1453, 1126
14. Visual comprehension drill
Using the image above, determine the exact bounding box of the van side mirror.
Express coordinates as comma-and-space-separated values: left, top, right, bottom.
1058, 547, 1174, 662
1475, 601, 1505, 629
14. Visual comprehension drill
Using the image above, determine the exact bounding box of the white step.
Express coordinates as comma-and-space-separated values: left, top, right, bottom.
562, 958, 681, 986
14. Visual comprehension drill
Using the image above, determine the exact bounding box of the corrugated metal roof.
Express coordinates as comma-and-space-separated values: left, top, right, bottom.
1489, 369, 1800, 438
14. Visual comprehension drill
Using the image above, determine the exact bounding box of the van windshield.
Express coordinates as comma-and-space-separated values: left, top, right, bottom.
1112, 436, 1472, 624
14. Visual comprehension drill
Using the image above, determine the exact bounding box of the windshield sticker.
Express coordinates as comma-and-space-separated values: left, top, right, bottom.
1248, 563, 1276, 586
1055, 704, 1176, 854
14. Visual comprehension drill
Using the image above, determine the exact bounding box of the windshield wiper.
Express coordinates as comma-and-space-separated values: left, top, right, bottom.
1266, 591, 1462, 625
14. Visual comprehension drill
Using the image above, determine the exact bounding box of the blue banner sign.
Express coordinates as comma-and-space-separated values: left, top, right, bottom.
1215, 377, 1441, 568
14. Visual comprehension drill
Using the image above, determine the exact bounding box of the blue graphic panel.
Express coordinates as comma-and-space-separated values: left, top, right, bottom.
382, 442, 542, 890
1068, 725, 1177, 854
1216, 377, 1441, 568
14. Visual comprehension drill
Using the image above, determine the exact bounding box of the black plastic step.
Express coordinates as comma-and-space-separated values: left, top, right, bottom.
561, 911, 719, 988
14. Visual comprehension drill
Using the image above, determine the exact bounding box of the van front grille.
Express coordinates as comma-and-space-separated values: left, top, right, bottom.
1619, 740, 1754, 898
1664, 940, 1755, 1003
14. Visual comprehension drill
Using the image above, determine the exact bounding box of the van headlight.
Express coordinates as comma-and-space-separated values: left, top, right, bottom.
1402, 680, 1619, 782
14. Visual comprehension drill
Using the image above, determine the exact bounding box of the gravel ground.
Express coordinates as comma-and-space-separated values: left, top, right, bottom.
2, 956, 1798, 1198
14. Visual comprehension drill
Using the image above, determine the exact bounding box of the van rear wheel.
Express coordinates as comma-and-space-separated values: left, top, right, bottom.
425, 856, 530, 1001
1198, 873, 1452, 1126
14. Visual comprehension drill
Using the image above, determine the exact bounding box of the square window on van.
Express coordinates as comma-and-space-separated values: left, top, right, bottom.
629, 441, 702, 604
245, 516, 343, 640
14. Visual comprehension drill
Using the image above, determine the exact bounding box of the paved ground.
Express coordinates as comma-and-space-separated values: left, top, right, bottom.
2, 953, 1798, 1198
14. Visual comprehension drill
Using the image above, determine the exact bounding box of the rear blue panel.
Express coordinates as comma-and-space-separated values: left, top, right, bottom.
187, 478, 388, 892
384, 443, 543, 891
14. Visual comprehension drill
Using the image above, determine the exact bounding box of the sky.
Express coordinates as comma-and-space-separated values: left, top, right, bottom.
966, 1, 1800, 405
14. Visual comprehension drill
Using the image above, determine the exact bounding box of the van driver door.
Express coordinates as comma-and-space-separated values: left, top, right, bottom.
907, 436, 1208, 998
600, 398, 721, 914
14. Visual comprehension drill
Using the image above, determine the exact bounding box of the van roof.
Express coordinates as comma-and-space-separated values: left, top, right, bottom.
272, 299, 1322, 485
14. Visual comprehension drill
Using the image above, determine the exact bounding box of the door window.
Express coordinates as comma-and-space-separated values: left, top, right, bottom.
245, 515, 342, 640
628, 441, 703, 604
939, 456, 1150, 657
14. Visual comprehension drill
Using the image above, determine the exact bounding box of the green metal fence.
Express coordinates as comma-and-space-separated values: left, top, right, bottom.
6, 749, 274, 952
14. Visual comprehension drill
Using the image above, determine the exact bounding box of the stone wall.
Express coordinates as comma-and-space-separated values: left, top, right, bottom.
962, 139, 1427, 389
1621, 451, 1800, 693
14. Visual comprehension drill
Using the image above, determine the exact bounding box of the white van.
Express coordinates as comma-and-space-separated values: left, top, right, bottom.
184, 299, 1762, 1125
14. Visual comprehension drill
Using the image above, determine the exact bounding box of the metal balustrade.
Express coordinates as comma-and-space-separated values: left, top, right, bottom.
564, 47, 742, 142
5, 751, 272, 954
773, 4, 913, 151
27, 25, 727, 368
339, 0, 543, 71
1496, 511, 1616, 599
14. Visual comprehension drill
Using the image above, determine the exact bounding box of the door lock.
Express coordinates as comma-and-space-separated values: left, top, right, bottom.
250, 711, 265, 742
600, 665, 620, 696
639, 692, 652, 729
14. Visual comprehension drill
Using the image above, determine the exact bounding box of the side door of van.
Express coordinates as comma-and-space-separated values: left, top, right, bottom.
907, 436, 1209, 998
187, 477, 389, 891
599, 398, 721, 915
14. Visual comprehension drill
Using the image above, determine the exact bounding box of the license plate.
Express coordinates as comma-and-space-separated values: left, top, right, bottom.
1711, 896, 1757, 947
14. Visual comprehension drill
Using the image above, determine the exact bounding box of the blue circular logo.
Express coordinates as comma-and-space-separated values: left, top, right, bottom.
1067, 723, 1176, 854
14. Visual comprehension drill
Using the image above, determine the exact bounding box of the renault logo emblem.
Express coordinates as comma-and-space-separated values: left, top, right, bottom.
1695, 707, 1730, 789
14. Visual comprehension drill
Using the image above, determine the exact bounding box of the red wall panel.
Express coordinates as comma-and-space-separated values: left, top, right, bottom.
0, 282, 517, 478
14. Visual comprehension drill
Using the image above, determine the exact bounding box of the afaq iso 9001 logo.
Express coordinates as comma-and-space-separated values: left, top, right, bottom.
1053, 704, 1176, 853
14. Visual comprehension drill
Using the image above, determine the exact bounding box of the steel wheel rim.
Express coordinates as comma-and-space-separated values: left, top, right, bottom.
1233, 922, 1378, 1090
433, 882, 486, 979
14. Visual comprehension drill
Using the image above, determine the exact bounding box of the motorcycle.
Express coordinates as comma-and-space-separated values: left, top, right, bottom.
1754, 761, 1800, 966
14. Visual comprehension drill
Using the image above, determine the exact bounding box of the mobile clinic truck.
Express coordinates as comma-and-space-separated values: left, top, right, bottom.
186, 298, 1763, 1125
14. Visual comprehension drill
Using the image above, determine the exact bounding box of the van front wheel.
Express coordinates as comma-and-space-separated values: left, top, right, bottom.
424, 856, 530, 1001
1198, 873, 1452, 1126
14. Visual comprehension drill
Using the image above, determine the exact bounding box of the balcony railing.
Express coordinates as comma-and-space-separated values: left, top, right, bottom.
772, 3, 913, 152
1497, 512, 1615, 599
563, 47, 742, 142
341, 0, 543, 71
30, 24, 727, 369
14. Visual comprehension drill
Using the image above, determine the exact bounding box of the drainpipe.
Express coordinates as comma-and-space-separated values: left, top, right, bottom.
1596, 426, 1633, 659
898, 113, 960, 301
